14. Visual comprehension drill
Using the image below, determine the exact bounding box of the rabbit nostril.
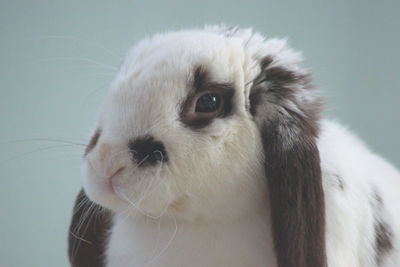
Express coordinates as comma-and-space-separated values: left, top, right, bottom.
128, 136, 168, 167
113, 167, 125, 177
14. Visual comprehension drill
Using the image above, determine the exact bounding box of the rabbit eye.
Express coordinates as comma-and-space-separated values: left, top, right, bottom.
195, 93, 221, 113
180, 89, 233, 129
180, 66, 235, 129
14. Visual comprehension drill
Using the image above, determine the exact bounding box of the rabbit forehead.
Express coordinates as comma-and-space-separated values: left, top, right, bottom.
122, 29, 247, 78
122, 30, 249, 93
99, 31, 254, 135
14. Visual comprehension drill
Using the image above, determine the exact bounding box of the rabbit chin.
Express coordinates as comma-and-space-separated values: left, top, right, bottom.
81, 162, 268, 222
80, 164, 172, 217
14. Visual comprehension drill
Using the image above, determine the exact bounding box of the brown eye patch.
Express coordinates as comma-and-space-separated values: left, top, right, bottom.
84, 129, 101, 156
180, 66, 234, 129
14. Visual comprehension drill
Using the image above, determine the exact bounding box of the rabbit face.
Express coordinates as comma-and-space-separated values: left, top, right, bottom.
81, 30, 267, 220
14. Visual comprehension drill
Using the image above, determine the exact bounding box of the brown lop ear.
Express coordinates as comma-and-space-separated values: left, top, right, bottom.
250, 56, 327, 267
68, 189, 112, 267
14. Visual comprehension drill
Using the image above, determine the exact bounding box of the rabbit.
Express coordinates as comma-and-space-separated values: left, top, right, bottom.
68, 25, 400, 267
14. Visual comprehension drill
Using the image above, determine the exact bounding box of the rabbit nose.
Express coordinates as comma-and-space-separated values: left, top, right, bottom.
97, 143, 127, 178
128, 136, 168, 167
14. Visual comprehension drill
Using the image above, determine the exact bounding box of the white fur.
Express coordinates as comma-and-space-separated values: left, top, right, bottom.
81, 26, 400, 267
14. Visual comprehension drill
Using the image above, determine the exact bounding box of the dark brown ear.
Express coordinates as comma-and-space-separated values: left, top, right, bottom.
250, 56, 327, 267
68, 189, 112, 267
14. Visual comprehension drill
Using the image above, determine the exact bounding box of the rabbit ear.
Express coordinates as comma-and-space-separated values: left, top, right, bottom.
68, 189, 112, 267
249, 55, 327, 267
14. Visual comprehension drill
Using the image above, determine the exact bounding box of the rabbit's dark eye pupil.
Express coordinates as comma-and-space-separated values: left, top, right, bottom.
195, 94, 220, 113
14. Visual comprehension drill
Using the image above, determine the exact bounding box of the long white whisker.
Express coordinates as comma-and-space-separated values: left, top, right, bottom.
72, 197, 90, 216
71, 202, 97, 257
148, 215, 178, 265
118, 190, 162, 219
0, 138, 85, 146
69, 230, 92, 245
0, 144, 82, 165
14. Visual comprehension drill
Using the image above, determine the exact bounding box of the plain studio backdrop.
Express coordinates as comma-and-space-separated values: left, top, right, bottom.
0, 1, 399, 266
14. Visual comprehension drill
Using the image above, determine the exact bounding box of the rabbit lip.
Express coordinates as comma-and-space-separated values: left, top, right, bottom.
99, 167, 125, 197
110, 166, 125, 178
110, 178, 130, 204
104, 179, 116, 195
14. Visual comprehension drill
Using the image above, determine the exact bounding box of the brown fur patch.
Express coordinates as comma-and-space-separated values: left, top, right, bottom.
68, 189, 112, 267
84, 129, 101, 156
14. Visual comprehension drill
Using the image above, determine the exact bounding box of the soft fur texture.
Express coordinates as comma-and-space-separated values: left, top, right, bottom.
68, 26, 400, 267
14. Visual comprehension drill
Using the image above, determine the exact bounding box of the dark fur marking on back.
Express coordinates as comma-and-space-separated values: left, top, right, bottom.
374, 191, 394, 265
334, 174, 345, 190
68, 189, 112, 267
375, 221, 393, 265
250, 56, 327, 267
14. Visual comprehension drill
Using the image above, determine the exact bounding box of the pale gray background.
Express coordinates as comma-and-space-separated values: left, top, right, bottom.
0, 0, 399, 266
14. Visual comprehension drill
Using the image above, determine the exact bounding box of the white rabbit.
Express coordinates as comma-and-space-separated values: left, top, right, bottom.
68, 26, 400, 267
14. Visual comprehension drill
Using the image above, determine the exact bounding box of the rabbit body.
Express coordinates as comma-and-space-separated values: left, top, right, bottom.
69, 26, 400, 267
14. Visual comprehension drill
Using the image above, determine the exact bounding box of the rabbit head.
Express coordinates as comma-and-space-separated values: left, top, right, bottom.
79, 26, 327, 267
